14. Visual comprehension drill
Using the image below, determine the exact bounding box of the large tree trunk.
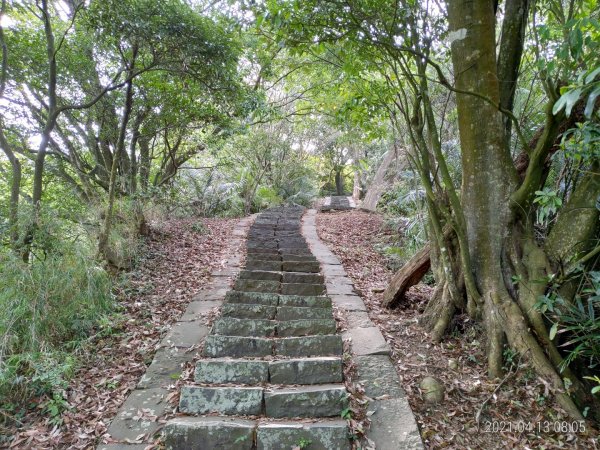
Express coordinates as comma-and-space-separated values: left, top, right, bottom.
446, 0, 582, 418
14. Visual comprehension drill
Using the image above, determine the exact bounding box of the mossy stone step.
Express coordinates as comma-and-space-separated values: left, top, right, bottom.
245, 260, 282, 271
224, 291, 279, 306
281, 283, 325, 296
278, 295, 331, 308
282, 261, 320, 273
194, 359, 269, 384
274, 335, 343, 357
256, 420, 349, 450
269, 357, 342, 384
234, 279, 280, 293
264, 384, 348, 418
164, 417, 256, 450
276, 306, 332, 321
221, 303, 277, 319
282, 272, 325, 284
277, 319, 337, 337
203, 335, 272, 357
211, 318, 276, 337
179, 386, 263, 415
238, 270, 282, 281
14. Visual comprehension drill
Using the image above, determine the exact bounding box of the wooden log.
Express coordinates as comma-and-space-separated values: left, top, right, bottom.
382, 244, 431, 308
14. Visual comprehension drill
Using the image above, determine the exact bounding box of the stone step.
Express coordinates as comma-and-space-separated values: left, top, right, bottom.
247, 241, 278, 249
204, 335, 342, 358
224, 291, 279, 306
211, 318, 276, 337
280, 248, 313, 255
234, 279, 280, 293
164, 417, 256, 450
278, 295, 331, 308
277, 319, 337, 337
179, 385, 263, 415
264, 384, 348, 418
221, 303, 277, 319
212, 317, 334, 338
276, 306, 333, 320
239, 270, 282, 281
245, 260, 282, 271
195, 359, 269, 384
281, 283, 325, 296
257, 420, 349, 450
275, 335, 343, 357
282, 272, 325, 284
203, 335, 272, 357
269, 357, 342, 384
282, 261, 320, 273
246, 253, 282, 262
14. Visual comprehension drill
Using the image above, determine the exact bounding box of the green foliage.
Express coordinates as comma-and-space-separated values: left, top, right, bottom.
533, 188, 562, 226
560, 121, 600, 164
535, 271, 600, 373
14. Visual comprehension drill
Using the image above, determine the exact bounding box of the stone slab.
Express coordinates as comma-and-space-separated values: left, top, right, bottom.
212, 317, 276, 337
224, 291, 279, 306
192, 288, 229, 301
195, 359, 269, 384
106, 388, 170, 441
159, 321, 209, 349
138, 347, 194, 389
275, 335, 343, 357
245, 260, 282, 271
264, 384, 348, 418
344, 327, 390, 356
281, 283, 326, 296
269, 357, 342, 385
203, 335, 273, 358
282, 261, 320, 273
277, 319, 337, 337
278, 295, 331, 308
234, 279, 280, 293
239, 270, 282, 281
276, 306, 333, 321
221, 303, 277, 319
256, 421, 349, 450
355, 355, 405, 398
346, 311, 373, 328
330, 295, 367, 312
179, 386, 263, 415
164, 417, 256, 450
367, 398, 423, 450
282, 272, 324, 284
178, 300, 221, 322
326, 283, 355, 295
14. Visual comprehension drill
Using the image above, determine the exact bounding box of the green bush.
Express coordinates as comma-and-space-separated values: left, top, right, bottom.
0, 248, 114, 417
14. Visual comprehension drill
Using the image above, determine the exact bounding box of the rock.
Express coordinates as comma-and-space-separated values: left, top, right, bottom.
179, 385, 263, 415
264, 384, 348, 418
256, 420, 349, 450
419, 376, 445, 404
269, 357, 342, 384
164, 417, 256, 450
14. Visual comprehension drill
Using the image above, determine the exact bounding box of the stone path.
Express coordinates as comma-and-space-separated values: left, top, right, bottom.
320, 196, 355, 212
99, 206, 422, 450
164, 206, 349, 449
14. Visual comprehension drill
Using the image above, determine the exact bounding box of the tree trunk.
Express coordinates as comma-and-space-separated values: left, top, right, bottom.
447, 0, 582, 418
334, 168, 343, 195
99, 49, 136, 264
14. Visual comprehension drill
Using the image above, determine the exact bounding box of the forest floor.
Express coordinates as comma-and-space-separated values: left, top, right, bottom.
5, 217, 237, 450
316, 210, 599, 450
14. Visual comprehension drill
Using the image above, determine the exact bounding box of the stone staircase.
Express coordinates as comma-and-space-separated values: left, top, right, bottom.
163, 206, 351, 449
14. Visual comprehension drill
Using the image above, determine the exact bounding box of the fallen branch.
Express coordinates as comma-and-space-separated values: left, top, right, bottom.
382, 244, 430, 308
